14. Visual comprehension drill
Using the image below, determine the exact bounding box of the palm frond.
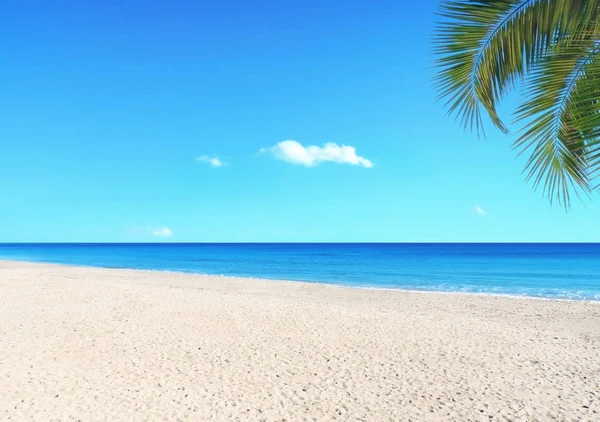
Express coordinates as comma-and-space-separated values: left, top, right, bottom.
433, 0, 600, 207
514, 34, 600, 207
434, 0, 600, 136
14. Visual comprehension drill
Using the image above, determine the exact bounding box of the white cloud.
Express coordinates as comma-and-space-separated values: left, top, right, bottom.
152, 227, 173, 237
260, 140, 373, 168
475, 206, 487, 215
196, 155, 225, 167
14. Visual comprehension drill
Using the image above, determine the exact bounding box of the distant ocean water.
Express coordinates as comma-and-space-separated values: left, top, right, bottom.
0, 243, 599, 301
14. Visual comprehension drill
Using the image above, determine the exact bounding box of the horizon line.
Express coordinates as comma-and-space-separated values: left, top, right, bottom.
0, 242, 599, 245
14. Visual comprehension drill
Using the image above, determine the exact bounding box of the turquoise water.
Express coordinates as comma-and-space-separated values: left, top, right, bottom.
0, 243, 599, 301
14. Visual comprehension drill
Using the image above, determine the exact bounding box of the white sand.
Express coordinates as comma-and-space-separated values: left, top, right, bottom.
0, 261, 599, 421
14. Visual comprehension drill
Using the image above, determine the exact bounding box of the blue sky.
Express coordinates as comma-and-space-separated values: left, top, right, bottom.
1, 0, 599, 242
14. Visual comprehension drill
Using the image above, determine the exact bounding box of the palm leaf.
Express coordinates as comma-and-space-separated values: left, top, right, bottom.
433, 0, 600, 207
515, 33, 600, 206
434, 0, 600, 135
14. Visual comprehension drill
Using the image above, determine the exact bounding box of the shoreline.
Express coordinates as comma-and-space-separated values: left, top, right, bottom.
1, 257, 599, 304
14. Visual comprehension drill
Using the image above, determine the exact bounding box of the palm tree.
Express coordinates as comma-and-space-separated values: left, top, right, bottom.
434, 0, 600, 207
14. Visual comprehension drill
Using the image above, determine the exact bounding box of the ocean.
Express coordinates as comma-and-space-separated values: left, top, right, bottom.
0, 243, 599, 301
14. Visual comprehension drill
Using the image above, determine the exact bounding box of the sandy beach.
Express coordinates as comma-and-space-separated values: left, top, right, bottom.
1, 261, 599, 421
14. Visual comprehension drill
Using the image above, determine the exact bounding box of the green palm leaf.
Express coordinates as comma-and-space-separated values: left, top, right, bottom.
515, 36, 600, 206
433, 0, 600, 207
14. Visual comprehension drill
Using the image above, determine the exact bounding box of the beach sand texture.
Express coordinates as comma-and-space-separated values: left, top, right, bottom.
1, 261, 599, 421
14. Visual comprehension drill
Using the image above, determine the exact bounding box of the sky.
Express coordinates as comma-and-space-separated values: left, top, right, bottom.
1, 0, 599, 243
